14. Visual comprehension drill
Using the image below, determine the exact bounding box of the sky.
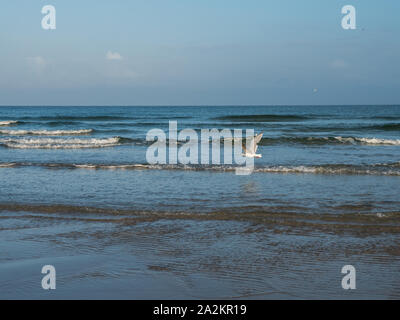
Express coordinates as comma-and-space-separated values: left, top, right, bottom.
0, 0, 399, 106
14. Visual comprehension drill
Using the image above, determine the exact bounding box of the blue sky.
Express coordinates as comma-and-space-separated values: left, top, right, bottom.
0, 0, 399, 105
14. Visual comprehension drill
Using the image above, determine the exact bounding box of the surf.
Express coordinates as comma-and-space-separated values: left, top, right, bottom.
0, 120, 19, 126
0, 137, 123, 149
0, 129, 93, 136
2, 161, 400, 175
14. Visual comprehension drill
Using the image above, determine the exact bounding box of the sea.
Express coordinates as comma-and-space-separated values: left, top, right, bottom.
0, 105, 399, 299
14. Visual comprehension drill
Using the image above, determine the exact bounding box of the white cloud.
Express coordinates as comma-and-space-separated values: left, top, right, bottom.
106, 51, 123, 60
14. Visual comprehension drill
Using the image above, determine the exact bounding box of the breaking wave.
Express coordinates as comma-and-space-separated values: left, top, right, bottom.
1, 162, 400, 175
0, 120, 19, 126
1, 133, 398, 148
258, 136, 400, 146
0, 129, 93, 136
352, 137, 400, 145
0, 137, 131, 149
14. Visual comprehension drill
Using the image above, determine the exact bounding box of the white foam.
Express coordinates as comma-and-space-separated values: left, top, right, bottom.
74, 164, 150, 170
254, 165, 400, 175
0, 163, 17, 167
0, 129, 93, 136
334, 136, 400, 145
0, 137, 121, 149
0, 121, 18, 126
333, 136, 356, 144
1, 161, 400, 176
355, 137, 400, 145
255, 166, 318, 173
68, 164, 400, 175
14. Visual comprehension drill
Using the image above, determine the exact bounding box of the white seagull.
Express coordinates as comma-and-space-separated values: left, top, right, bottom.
242, 133, 263, 158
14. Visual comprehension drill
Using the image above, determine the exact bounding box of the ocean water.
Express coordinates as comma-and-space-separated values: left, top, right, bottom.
1, 106, 399, 299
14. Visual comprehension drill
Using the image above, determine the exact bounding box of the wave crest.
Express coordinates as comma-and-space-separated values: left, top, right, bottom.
0, 137, 122, 149
0, 121, 18, 126
0, 129, 93, 136
259, 136, 400, 146
1, 162, 400, 175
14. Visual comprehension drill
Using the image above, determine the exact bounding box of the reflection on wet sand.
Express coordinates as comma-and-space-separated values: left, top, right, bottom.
1, 203, 399, 299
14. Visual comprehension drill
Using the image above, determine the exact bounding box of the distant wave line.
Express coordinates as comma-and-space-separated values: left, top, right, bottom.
0, 136, 132, 149
258, 136, 400, 146
0, 129, 93, 136
17, 115, 136, 121
0, 120, 19, 126
1, 162, 400, 175
214, 114, 309, 122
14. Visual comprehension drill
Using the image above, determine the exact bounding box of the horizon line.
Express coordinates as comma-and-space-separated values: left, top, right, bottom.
1, 104, 400, 107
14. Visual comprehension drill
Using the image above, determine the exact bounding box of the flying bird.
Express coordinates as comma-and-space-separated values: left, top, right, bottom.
242, 133, 263, 158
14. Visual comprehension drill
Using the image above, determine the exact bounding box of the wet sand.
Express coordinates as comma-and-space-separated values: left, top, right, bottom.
1, 205, 399, 299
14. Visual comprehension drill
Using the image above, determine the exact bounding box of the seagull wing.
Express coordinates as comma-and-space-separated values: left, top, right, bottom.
242, 141, 249, 154
253, 133, 263, 153
243, 137, 256, 155
242, 133, 263, 155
